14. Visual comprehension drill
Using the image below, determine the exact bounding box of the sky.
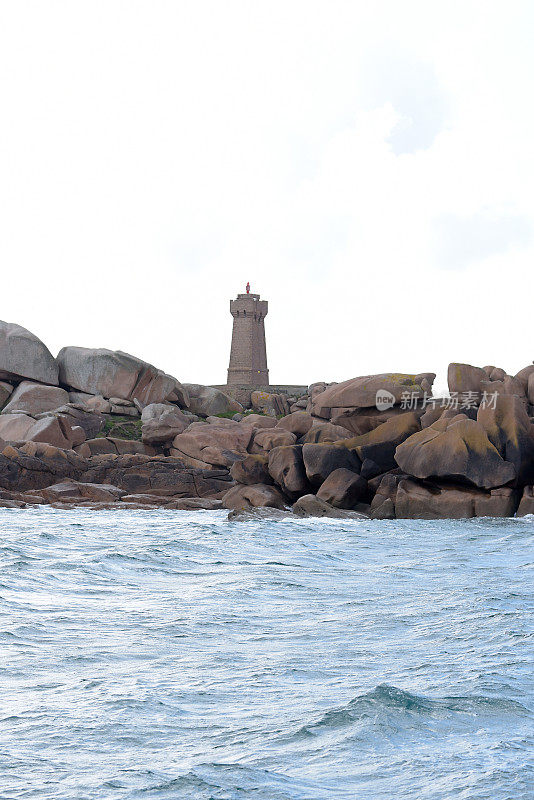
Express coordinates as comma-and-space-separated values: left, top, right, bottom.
0, 1, 533, 393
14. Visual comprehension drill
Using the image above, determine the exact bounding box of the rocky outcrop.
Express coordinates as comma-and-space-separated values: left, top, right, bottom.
120, 495, 223, 510
57, 346, 188, 408
478, 379, 527, 411
0, 443, 233, 499
222, 482, 287, 510
368, 472, 406, 519
514, 364, 534, 392
395, 479, 518, 519
26, 416, 81, 449
302, 443, 361, 487
51, 405, 105, 438
34, 489, 223, 510
171, 420, 253, 468
0, 321, 59, 385
0, 408, 90, 450
0, 442, 88, 491
299, 422, 353, 444
0, 321, 530, 518
241, 414, 277, 429
307, 372, 433, 442
447, 363, 488, 399
517, 485, 534, 516
0, 414, 36, 441
69, 393, 112, 413
230, 454, 272, 485
267, 445, 309, 499
2, 381, 69, 415
395, 415, 516, 489
183, 384, 242, 417
331, 405, 421, 436
8, 482, 225, 510
141, 403, 190, 444
369, 497, 395, 519
227, 506, 293, 521
316, 468, 368, 508
477, 395, 534, 485
250, 427, 297, 454
81, 454, 233, 497
344, 412, 421, 474
75, 438, 155, 457
0, 382, 13, 408
483, 366, 506, 381
276, 411, 314, 437
251, 391, 290, 417
312, 373, 433, 412
420, 403, 448, 428
38, 480, 127, 503
292, 494, 367, 519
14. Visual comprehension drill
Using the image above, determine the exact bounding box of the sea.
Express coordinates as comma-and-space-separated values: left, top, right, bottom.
0, 508, 532, 800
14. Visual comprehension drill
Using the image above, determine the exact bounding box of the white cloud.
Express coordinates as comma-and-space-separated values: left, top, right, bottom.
359, 46, 449, 154
434, 211, 532, 270
0, 0, 532, 391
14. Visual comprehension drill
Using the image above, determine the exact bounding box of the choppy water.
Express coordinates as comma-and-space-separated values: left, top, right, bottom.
0, 509, 532, 800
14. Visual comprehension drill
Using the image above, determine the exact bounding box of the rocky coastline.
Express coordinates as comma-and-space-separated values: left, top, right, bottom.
0, 320, 533, 519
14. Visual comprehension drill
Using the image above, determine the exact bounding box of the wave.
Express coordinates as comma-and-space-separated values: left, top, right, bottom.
294, 683, 531, 738
133, 763, 327, 799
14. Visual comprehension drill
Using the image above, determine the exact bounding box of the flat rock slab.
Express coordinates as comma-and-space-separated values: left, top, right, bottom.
2, 382, 69, 415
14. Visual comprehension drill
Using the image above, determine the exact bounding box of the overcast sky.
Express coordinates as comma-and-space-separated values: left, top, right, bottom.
0, 1, 533, 393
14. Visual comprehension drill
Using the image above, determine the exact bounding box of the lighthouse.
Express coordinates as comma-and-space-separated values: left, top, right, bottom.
227, 285, 269, 386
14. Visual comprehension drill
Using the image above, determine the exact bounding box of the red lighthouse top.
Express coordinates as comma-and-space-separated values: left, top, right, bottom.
246, 282, 250, 294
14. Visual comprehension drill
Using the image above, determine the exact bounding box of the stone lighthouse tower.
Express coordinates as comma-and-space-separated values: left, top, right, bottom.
227, 285, 269, 386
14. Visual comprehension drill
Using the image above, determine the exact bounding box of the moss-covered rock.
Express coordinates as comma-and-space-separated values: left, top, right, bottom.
97, 416, 143, 441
